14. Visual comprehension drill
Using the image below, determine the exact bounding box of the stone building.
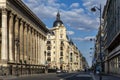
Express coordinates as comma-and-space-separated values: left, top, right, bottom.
0, 0, 48, 75
45, 11, 83, 72
102, 0, 120, 74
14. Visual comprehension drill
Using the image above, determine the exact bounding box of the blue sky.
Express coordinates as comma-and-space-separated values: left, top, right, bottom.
23, 0, 107, 67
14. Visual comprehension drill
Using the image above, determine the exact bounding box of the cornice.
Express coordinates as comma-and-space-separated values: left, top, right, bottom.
7, 0, 49, 33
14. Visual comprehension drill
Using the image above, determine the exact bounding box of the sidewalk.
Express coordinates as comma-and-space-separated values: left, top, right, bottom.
0, 73, 56, 80
94, 74, 120, 80
0, 75, 17, 80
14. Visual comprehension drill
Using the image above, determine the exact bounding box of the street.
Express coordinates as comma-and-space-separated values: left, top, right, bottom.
1, 72, 119, 80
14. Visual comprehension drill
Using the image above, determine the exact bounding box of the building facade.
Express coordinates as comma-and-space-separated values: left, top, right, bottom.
0, 0, 48, 75
102, 0, 120, 74
46, 12, 83, 72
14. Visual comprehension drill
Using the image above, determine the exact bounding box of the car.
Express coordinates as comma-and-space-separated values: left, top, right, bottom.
56, 69, 62, 74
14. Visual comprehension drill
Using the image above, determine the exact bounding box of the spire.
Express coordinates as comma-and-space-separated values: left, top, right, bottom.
53, 11, 63, 27
56, 10, 60, 20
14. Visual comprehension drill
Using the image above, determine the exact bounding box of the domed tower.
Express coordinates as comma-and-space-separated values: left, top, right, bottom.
53, 11, 63, 27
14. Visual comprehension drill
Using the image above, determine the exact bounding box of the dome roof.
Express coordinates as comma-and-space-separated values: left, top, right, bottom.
53, 20, 63, 27
53, 11, 63, 27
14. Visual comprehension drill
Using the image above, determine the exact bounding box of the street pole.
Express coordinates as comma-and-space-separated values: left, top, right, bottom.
99, 4, 102, 80
91, 4, 102, 80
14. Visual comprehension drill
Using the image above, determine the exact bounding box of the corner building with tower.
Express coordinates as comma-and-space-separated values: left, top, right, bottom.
45, 11, 84, 72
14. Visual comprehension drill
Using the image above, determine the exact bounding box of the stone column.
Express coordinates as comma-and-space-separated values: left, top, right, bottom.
34, 31, 37, 64
19, 20, 23, 61
14, 16, 19, 62
29, 27, 32, 63
23, 24, 27, 60
1, 8, 8, 64
40, 35, 42, 64
38, 35, 40, 65
32, 29, 34, 65
31, 28, 34, 64
8, 13, 14, 62
26, 26, 29, 61
36, 33, 38, 65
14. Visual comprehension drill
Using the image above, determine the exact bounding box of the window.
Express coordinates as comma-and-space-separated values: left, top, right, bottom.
70, 58, 72, 62
48, 35, 50, 38
118, 56, 120, 68
60, 52, 63, 56
47, 41, 51, 44
47, 52, 51, 56
61, 41, 64, 44
60, 47, 63, 50
47, 57, 51, 62
60, 57, 63, 62
47, 46, 51, 50
60, 34, 63, 38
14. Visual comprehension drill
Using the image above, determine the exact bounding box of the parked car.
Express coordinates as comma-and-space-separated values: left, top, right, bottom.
56, 69, 62, 74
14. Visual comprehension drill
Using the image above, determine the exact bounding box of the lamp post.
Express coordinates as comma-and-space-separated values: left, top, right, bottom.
91, 4, 102, 80
15, 38, 19, 76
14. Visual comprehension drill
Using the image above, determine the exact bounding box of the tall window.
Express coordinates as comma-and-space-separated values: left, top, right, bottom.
61, 41, 64, 45
47, 57, 51, 62
47, 41, 51, 44
47, 46, 51, 50
70, 53, 73, 62
47, 52, 51, 56
60, 34, 63, 38
60, 47, 63, 50
60, 52, 63, 56
118, 56, 120, 68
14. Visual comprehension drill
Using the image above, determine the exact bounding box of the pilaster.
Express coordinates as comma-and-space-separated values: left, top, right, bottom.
1, 8, 8, 65
19, 20, 24, 61
14, 16, 19, 63
8, 12, 14, 62
23, 24, 27, 61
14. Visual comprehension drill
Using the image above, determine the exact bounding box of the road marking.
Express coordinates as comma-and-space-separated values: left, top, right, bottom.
59, 79, 64, 80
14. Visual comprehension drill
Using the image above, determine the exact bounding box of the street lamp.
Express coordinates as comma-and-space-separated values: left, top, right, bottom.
15, 37, 20, 76
91, 4, 102, 80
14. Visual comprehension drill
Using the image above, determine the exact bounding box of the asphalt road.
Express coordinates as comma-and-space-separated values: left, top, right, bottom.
7, 72, 82, 80
12, 72, 94, 80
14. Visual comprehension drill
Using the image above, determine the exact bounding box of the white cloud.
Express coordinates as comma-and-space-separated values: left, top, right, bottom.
73, 36, 95, 41
22, 0, 106, 31
82, 0, 107, 10
78, 28, 85, 31
67, 31, 74, 35
83, 1, 92, 7
70, 3, 79, 8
